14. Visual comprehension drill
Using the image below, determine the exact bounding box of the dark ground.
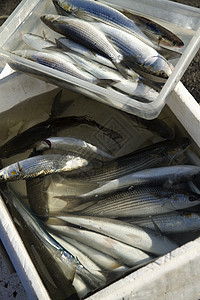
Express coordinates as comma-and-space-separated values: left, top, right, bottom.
0, 0, 199, 101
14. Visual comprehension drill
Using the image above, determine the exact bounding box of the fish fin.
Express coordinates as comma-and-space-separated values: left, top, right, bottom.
149, 215, 163, 235
96, 79, 121, 87
158, 46, 181, 60
50, 90, 63, 118
43, 45, 64, 52
75, 9, 98, 22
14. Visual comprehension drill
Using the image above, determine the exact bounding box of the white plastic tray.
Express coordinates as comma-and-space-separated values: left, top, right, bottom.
0, 0, 199, 119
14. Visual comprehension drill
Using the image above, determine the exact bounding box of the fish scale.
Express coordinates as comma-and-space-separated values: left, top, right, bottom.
0, 154, 88, 181
77, 186, 200, 217
54, 0, 151, 45
40, 15, 123, 65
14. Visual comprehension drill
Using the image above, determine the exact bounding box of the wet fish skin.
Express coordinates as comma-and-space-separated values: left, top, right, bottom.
46, 223, 154, 267
93, 22, 172, 79
69, 138, 191, 184
53, 0, 151, 45
0, 154, 88, 181
56, 214, 178, 256
76, 186, 200, 218
64, 51, 159, 101
50, 233, 107, 283
13, 49, 98, 83
0, 185, 79, 300
82, 164, 200, 198
56, 37, 116, 69
121, 11, 184, 49
35, 137, 115, 161
60, 236, 128, 272
40, 15, 123, 68
123, 212, 200, 234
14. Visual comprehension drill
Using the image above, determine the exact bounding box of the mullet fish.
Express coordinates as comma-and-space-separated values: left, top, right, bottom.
125, 212, 200, 234
35, 137, 114, 161
82, 164, 200, 198
40, 15, 125, 74
73, 186, 200, 218
56, 214, 178, 256
46, 223, 154, 267
65, 138, 191, 183
0, 154, 88, 181
52, 0, 152, 46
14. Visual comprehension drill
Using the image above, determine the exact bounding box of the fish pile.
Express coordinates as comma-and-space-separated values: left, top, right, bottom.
0, 87, 200, 299
11, 0, 184, 116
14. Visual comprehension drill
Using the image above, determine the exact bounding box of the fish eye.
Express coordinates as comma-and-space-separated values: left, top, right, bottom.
0, 174, 4, 180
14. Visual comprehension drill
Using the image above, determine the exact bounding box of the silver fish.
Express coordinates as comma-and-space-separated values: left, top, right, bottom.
40, 15, 124, 73
56, 215, 178, 256
75, 186, 200, 218
92, 22, 173, 80
13, 50, 99, 83
125, 212, 200, 234
50, 233, 107, 282
46, 223, 153, 267
121, 11, 184, 49
0, 154, 88, 181
64, 51, 159, 101
53, 0, 153, 46
66, 138, 191, 184
0, 186, 79, 299
56, 37, 116, 68
60, 236, 128, 272
26, 176, 52, 220
35, 137, 115, 161
82, 165, 200, 198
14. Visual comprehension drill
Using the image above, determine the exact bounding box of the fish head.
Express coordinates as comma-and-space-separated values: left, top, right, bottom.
144, 55, 173, 78
40, 14, 62, 29
55, 0, 78, 14
0, 165, 19, 181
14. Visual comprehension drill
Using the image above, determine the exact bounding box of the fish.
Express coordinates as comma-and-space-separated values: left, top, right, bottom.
55, 36, 116, 69
73, 186, 200, 218
63, 138, 191, 184
63, 51, 159, 101
35, 137, 115, 161
56, 215, 178, 256
13, 49, 104, 84
0, 154, 88, 181
50, 233, 107, 283
0, 113, 121, 159
121, 11, 184, 49
26, 176, 52, 220
81, 164, 200, 198
52, 0, 153, 47
0, 185, 79, 299
123, 212, 200, 234
59, 236, 128, 272
22, 33, 56, 51
40, 15, 125, 75
92, 22, 173, 80
1, 185, 106, 293
46, 223, 154, 267
55, 23, 181, 62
